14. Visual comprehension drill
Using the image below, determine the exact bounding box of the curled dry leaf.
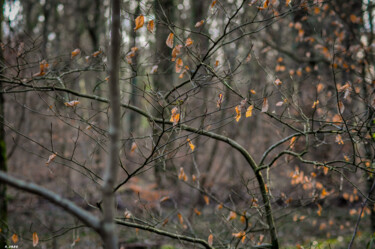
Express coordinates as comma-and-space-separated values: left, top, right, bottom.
12, 234, 19, 243
166, 33, 174, 48
92, 50, 102, 57
187, 138, 195, 152
134, 15, 144, 31
217, 93, 224, 108
211, 0, 217, 8
71, 48, 81, 58
195, 20, 204, 28
150, 65, 158, 74
170, 107, 180, 126
147, 20, 154, 33
246, 105, 253, 118
312, 100, 319, 108
194, 208, 201, 216
208, 234, 213, 246
274, 78, 282, 86
338, 101, 345, 114
175, 58, 183, 73
203, 195, 210, 205
178, 167, 188, 181
228, 211, 237, 220
64, 100, 80, 107
235, 105, 241, 122
130, 142, 137, 153
185, 37, 193, 47
171, 45, 183, 61
46, 153, 57, 165
124, 210, 132, 218
32, 232, 39, 247
261, 98, 269, 112
177, 213, 184, 224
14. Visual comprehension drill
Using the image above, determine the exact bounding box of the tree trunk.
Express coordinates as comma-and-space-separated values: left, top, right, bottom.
100, 0, 121, 248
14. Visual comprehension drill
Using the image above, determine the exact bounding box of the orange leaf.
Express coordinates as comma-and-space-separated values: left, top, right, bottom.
134, 15, 144, 31
71, 48, 81, 58
147, 20, 154, 33
175, 58, 183, 73
217, 93, 224, 108
64, 100, 80, 107
46, 153, 57, 165
194, 208, 201, 216
211, 0, 217, 8
250, 89, 256, 94
336, 134, 344, 145
170, 107, 180, 126
166, 33, 174, 48
177, 213, 184, 224
171, 45, 183, 61
215, 60, 219, 67
33, 232, 39, 247
195, 20, 204, 28
235, 105, 241, 122
92, 50, 102, 57
261, 98, 269, 112
317, 203, 322, 216
232, 231, 245, 238
240, 215, 246, 224
187, 138, 195, 152
178, 167, 188, 181
317, 83, 324, 93
312, 100, 319, 108
208, 234, 213, 246
274, 78, 282, 86
12, 234, 18, 243
246, 105, 253, 118
228, 211, 237, 221
130, 142, 137, 153
203, 195, 210, 205
290, 137, 296, 149
185, 37, 193, 47
286, 0, 291, 5
160, 196, 170, 202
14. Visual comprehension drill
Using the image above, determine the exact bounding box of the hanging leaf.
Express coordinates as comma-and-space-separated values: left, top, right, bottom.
171, 45, 183, 61
170, 107, 180, 126
286, 0, 291, 6
130, 142, 137, 153
228, 211, 237, 221
187, 138, 195, 152
235, 105, 241, 122
232, 231, 245, 238
64, 100, 80, 107
92, 50, 102, 57
175, 58, 183, 73
274, 78, 282, 86
178, 167, 188, 181
208, 234, 213, 246
290, 137, 297, 149
195, 20, 204, 28
312, 100, 319, 109
147, 20, 154, 33
12, 234, 19, 243
261, 98, 269, 112
203, 195, 210, 205
185, 37, 193, 47
46, 153, 57, 165
245, 105, 253, 118
32, 232, 39, 247
166, 33, 174, 48
134, 15, 144, 31
177, 213, 184, 224
211, 0, 217, 8
217, 93, 224, 108
150, 65, 158, 74
71, 48, 81, 58
194, 208, 201, 216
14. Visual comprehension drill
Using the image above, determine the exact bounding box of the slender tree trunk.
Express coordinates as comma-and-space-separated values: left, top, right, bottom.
0, 0, 8, 247
101, 0, 121, 248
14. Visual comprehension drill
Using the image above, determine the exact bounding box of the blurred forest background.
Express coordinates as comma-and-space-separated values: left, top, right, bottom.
1, 0, 375, 248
